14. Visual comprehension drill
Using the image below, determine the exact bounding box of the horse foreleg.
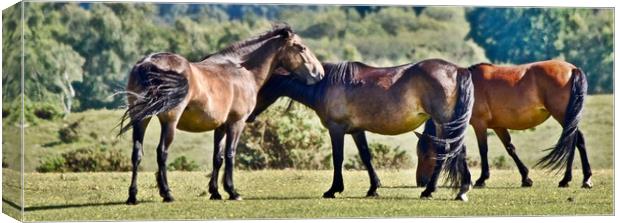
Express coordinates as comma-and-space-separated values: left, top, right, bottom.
494, 128, 532, 187
126, 118, 151, 205
155, 119, 177, 202
323, 127, 345, 198
473, 126, 490, 188
351, 131, 381, 197
208, 126, 226, 200
420, 122, 446, 199
223, 121, 245, 200
576, 129, 593, 188
456, 147, 472, 201
420, 151, 445, 199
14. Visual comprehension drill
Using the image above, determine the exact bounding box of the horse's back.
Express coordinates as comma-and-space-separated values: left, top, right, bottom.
470, 60, 577, 129
324, 59, 464, 134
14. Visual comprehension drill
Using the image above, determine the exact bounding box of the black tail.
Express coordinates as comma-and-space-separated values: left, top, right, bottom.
118, 63, 189, 136
414, 68, 474, 188
536, 68, 587, 171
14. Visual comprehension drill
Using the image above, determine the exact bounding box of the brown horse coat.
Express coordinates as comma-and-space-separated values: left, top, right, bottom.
417, 59, 591, 189
120, 26, 324, 204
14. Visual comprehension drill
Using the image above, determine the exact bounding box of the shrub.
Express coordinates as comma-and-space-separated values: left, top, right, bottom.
344, 142, 413, 170
33, 103, 63, 120
36, 146, 131, 172
492, 155, 511, 169
2, 156, 9, 168
58, 118, 83, 143
169, 156, 200, 171
237, 103, 330, 170
36, 155, 66, 173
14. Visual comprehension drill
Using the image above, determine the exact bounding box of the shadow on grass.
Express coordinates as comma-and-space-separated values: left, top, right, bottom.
242, 195, 455, 201
22, 200, 155, 212
41, 141, 63, 148
2, 198, 22, 210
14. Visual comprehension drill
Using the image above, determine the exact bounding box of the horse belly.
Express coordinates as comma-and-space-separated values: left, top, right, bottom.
176, 108, 225, 132
355, 105, 429, 135
492, 106, 551, 130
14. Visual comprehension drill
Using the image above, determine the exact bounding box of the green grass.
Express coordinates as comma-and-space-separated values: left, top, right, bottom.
4, 168, 614, 221
1, 95, 614, 172
1, 95, 614, 221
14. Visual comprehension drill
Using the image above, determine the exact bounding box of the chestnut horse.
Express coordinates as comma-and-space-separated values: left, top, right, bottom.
248, 59, 475, 201
416, 60, 591, 189
119, 26, 324, 204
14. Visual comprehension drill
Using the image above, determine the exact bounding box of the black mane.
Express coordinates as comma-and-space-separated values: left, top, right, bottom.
200, 24, 292, 62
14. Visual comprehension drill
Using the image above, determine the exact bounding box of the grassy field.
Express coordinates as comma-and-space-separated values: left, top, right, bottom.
1, 168, 614, 221
1, 95, 614, 221
1, 95, 614, 172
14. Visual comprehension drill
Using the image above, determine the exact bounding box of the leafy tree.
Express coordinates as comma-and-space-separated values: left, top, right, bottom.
467, 8, 613, 93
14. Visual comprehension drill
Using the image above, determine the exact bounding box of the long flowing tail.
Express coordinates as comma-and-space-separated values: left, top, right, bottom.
118, 62, 189, 136
414, 67, 474, 188
536, 68, 587, 171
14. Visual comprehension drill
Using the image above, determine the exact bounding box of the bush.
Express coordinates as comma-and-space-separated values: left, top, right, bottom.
344, 142, 413, 170
33, 103, 63, 120
58, 118, 83, 143
169, 156, 199, 171
36, 146, 132, 172
492, 155, 511, 169
237, 103, 330, 170
36, 155, 66, 173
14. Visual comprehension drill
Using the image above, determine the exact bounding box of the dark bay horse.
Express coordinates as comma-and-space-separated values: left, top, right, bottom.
119, 26, 324, 204
248, 59, 475, 201
416, 60, 591, 189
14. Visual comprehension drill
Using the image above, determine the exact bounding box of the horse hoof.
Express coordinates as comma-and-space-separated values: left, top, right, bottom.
163, 195, 175, 203
522, 178, 533, 187
582, 180, 593, 189
473, 181, 486, 188
455, 194, 468, 202
366, 191, 379, 197
229, 193, 243, 201
210, 193, 222, 200
420, 191, 432, 200
322, 192, 336, 199
558, 181, 570, 188
126, 197, 138, 205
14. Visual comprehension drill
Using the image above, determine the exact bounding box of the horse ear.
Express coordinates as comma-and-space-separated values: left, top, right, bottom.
279, 28, 293, 39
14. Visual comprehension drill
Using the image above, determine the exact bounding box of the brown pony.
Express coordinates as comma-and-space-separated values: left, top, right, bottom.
416, 60, 591, 189
248, 59, 475, 201
119, 26, 324, 204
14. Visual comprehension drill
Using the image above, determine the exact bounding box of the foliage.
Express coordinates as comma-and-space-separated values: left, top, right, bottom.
36, 155, 66, 173
2, 3, 612, 123
169, 156, 200, 171
58, 118, 83, 143
467, 8, 613, 93
344, 142, 413, 170
492, 155, 511, 169
36, 146, 131, 172
237, 103, 330, 170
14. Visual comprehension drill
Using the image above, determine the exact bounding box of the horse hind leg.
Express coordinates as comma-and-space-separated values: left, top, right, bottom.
493, 128, 533, 187
126, 117, 151, 205
155, 113, 180, 202
576, 129, 593, 188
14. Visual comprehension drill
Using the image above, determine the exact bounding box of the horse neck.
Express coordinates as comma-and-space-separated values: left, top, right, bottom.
239, 38, 283, 88
277, 77, 324, 111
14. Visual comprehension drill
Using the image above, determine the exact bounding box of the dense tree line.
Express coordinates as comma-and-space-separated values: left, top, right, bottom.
1, 3, 613, 121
